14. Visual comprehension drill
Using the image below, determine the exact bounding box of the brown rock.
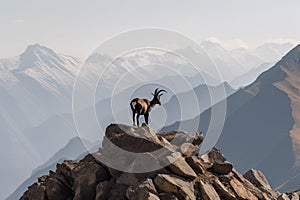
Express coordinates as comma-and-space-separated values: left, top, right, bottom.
95, 179, 128, 200
163, 152, 197, 179
154, 174, 195, 200
288, 193, 300, 200
211, 161, 233, 175
20, 183, 47, 200
244, 169, 272, 190
229, 178, 258, 200
95, 180, 112, 200
198, 180, 221, 200
185, 155, 205, 174
126, 178, 157, 199
72, 155, 110, 200
213, 179, 236, 200
45, 177, 72, 200
207, 148, 227, 163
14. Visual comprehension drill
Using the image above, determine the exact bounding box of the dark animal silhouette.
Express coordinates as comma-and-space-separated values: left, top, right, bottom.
130, 88, 167, 126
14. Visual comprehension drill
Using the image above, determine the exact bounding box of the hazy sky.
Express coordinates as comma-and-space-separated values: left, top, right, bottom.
1, 0, 300, 58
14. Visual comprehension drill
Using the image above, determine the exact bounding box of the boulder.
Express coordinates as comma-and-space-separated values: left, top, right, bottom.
154, 174, 195, 200
207, 148, 227, 163
211, 161, 233, 175
104, 124, 171, 153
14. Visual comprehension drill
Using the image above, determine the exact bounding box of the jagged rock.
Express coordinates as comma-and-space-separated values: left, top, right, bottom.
278, 193, 290, 200
207, 148, 227, 163
288, 193, 300, 200
197, 180, 221, 200
211, 161, 233, 175
126, 178, 159, 200
179, 143, 198, 157
229, 178, 258, 200
213, 179, 236, 200
163, 152, 197, 179
244, 169, 272, 190
185, 155, 205, 174
232, 169, 278, 199
72, 154, 111, 200
154, 174, 195, 200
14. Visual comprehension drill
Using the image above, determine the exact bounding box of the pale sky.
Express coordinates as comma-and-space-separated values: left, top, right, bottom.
1, 0, 300, 59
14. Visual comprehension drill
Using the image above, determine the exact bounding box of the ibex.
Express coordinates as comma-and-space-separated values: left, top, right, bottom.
130, 88, 167, 126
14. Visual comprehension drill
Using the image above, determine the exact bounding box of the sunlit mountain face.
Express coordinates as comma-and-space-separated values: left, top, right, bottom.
164, 45, 300, 192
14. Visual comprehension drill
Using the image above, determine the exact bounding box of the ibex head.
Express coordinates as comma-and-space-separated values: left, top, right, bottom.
151, 88, 167, 105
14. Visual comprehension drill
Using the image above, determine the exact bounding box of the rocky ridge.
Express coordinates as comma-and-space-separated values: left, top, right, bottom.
21, 124, 299, 200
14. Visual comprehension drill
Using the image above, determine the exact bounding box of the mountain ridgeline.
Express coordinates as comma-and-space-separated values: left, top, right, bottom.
163, 44, 300, 192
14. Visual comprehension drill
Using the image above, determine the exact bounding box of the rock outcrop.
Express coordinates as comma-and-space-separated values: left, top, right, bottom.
21, 124, 298, 200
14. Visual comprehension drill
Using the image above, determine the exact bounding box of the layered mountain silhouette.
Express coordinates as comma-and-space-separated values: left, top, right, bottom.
163, 44, 300, 192
21, 124, 299, 200
0, 42, 295, 199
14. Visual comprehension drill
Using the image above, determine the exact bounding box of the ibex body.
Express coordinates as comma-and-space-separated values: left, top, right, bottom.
130, 88, 167, 126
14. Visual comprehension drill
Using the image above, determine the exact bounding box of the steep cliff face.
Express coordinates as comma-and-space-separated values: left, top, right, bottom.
21, 124, 298, 200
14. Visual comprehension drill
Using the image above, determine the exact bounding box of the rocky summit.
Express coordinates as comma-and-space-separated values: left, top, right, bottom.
21, 124, 299, 200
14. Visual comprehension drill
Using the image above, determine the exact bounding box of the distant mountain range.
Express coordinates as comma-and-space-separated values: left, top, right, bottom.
163, 44, 300, 192
201, 40, 294, 84
0, 41, 294, 199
